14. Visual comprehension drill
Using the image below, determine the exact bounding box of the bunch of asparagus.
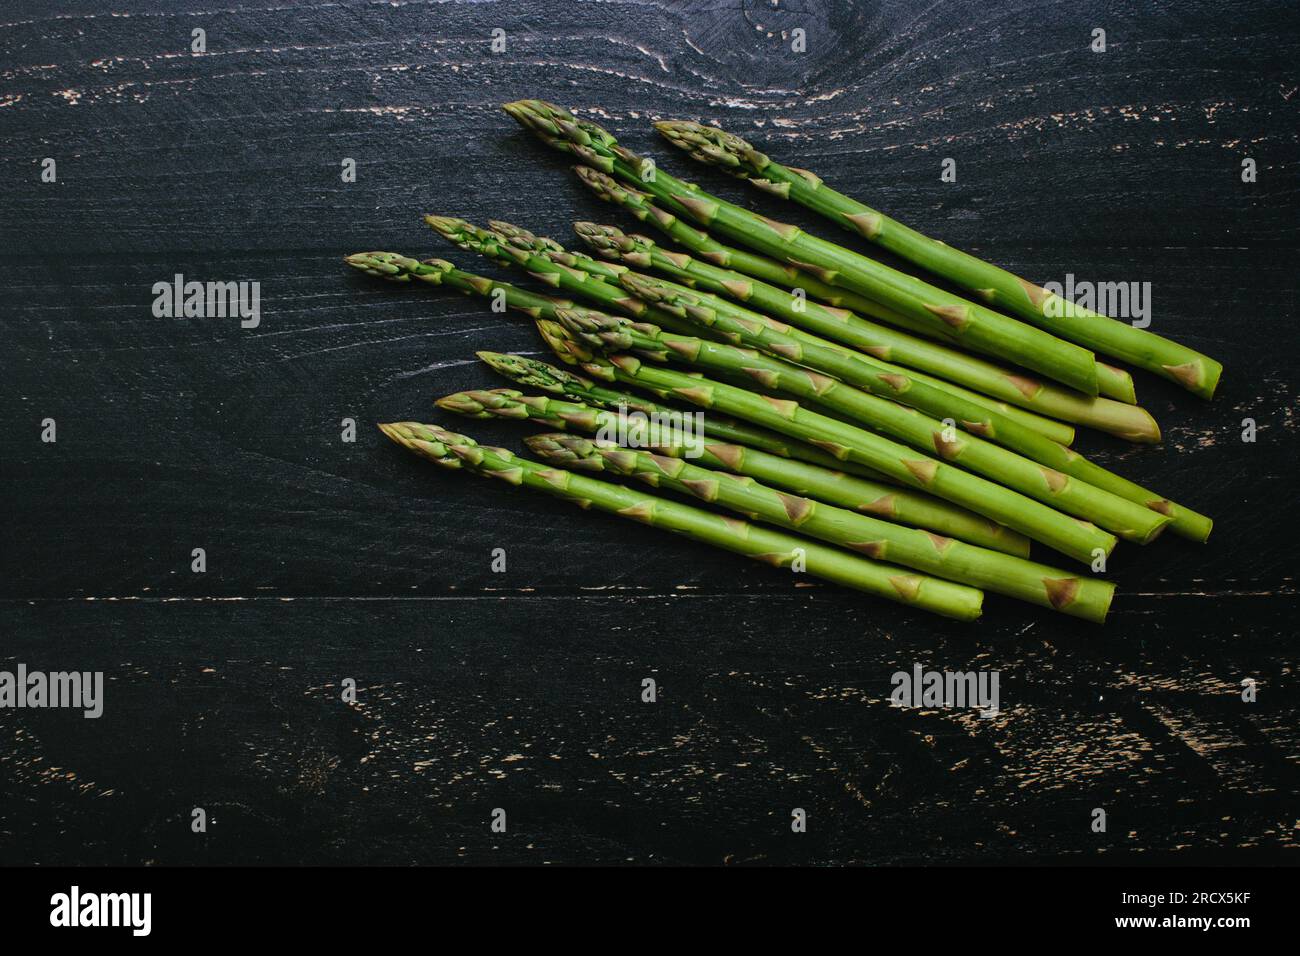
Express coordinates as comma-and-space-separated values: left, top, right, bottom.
351, 100, 1221, 624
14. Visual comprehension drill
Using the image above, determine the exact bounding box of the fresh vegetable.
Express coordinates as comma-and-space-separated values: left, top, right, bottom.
527, 432, 1113, 622
656, 119, 1221, 399
379, 421, 985, 620
343, 98, 1223, 628
614, 272, 1206, 540
438, 386, 1032, 557
503, 99, 1104, 396
554, 306, 1171, 545
422, 215, 698, 336
528, 323, 1120, 565
572, 217, 1160, 442
485, 219, 1083, 444
346, 250, 892, 482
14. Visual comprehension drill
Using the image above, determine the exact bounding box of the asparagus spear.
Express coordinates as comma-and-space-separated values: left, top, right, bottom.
524, 325, 1118, 565
504, 99, 1103, 396
555, 306, 1169, 545
436, 215, 822, 403
649, 122, 1142, 405
614, 268, 1083, 451
574, 217, 1160, 442
379, 422, 984, 620
439, 386, 1032, 557
656, 120, 1222, 400
426, 215, 854, 412
488, 218, 1081, 445
614, 272, 1209, 541
422, 215, 699, 337
573, 167, 1142, 410
476, 215, 1007, 430
528, 433, 1112, 622
345, 250, 563, 313
344, 250, 892, 482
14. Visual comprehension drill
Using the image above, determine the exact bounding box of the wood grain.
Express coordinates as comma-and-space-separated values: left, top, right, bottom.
1, 0, 1297, 864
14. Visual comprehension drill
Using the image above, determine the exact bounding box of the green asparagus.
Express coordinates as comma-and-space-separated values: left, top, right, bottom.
614, 272, 1209, 541
555, 306, 1170, 545
476, 216, 929, 421
438, 386, 1033, 557
573, 216, 1160, 442
486, 218, 1083, 445
345, 250, 563, 314
528, 433, 1113, 622
379, 422, 984, 620
422, 215, 698, 337
526, 324, 1119, 565
504, 99, 1104, 396
573, 167, 1143, 412
616, 268, 1083, 451
345, 250, 894, 483
656, 120, 1222, 400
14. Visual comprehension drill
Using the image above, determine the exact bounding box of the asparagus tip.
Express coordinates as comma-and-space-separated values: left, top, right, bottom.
344, 251, 417, 279
377, 421, 419, 450
424, 213, 464, 234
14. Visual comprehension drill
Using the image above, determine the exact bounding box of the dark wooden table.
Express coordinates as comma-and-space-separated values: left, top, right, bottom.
3, 0, 1297, 865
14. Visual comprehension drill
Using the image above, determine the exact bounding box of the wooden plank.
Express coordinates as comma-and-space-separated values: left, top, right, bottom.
1, 595, 1296, 865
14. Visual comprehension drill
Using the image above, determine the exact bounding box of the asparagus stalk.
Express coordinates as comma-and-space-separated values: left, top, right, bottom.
555, 307, 1169, 546
575, 218, 1162, 443
528, 433, 1112, 622
656, 120, 1222, 400
345, 250, 564, 313
422, 215, 699, 337
489, 218, 1081, 445
614, 272, 1209, 540
439, 386, 1032, 557
473, 216, 919, 421
456, 213, 819, 403
429, 215, 857, 416
504, 99, 1104, 396
572, 168, 1147, 418
344, 250, 892, 482
379, 422, 984, 620
615, 269, 1083, 452
470, 360, 869, 474
525, 325, 1119, 565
